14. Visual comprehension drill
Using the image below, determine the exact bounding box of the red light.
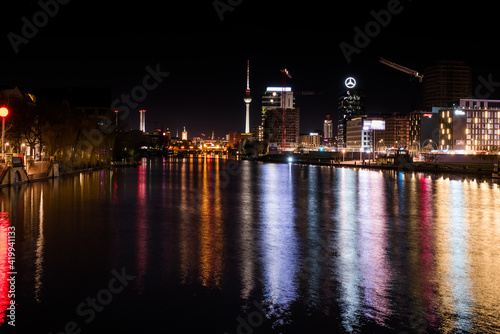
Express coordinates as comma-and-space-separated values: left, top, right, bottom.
422, 113, 433, 118
0, 213, 11, 325
0, 108, 8, 118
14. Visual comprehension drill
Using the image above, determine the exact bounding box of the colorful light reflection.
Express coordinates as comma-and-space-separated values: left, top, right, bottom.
0, 213, 10, 325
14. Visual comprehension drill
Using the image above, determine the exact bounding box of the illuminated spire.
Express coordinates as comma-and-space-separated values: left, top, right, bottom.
244, 60, 252, 133
246, 59, 250, 92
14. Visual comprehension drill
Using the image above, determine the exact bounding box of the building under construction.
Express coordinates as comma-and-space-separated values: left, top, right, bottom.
261, 87, 299, 151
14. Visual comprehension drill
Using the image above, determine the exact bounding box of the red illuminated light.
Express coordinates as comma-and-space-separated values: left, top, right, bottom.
0, 213, 11, 325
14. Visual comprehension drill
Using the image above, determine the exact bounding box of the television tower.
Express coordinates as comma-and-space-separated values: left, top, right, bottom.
243, 60, 252, 133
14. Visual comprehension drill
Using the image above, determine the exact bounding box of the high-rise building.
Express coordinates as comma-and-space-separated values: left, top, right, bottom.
323, 115, 333, 141
243, 60, 252, 134
338, 81, 365, 148
181, 126, 187, 141
261, 87, 299, 151
423, 60, 472, 110
139, 109, 146, 132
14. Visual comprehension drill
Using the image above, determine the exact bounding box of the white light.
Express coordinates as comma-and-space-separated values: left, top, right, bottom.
363, 120, 385, 130
267, 87, 292, 92
454, 109, 465, 115
345, 77, 356, 89
288, 157, 293, 163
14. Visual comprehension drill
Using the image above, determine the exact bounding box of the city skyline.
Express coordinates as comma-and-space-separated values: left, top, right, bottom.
3, 2, 500, 332
1, 1, 500, 137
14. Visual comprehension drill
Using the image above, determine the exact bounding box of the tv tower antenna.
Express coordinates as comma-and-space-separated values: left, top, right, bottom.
243, 60, 252, 133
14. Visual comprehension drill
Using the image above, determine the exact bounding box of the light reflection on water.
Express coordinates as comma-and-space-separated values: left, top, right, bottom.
4, 158, 500, 333
259, 163, 298, 321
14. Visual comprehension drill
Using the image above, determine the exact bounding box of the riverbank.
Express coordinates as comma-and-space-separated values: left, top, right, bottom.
251, 154, 495, 178
0, 161, 112, 188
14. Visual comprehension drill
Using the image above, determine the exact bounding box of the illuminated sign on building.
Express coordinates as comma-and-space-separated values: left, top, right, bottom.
454, 109, 465, 115
266, 87, 292, 92
363, 120, 385, 130
422, 113, 433, 118
345, 77, 356, 89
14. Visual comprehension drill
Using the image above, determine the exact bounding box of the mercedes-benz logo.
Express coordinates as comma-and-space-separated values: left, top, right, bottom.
345, 77, 356, 89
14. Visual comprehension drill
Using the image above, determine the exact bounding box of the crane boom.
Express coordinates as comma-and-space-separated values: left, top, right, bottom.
379, 57, 423, 82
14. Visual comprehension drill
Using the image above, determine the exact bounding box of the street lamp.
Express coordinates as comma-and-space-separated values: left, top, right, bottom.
0, 107, 9, 161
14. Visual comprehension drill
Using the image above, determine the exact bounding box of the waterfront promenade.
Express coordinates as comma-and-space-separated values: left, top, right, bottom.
254, 154, 497, 178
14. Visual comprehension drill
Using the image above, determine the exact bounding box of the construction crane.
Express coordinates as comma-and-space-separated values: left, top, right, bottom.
294, 91, 324, 96
379, 58, 423, 83
280, 68, 292, 151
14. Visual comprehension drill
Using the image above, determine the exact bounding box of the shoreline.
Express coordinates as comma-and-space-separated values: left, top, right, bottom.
251, 155, 495, 178
0, 164, 111, 189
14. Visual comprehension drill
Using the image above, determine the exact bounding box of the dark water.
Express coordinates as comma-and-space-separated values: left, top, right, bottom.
1, 156, 500, 333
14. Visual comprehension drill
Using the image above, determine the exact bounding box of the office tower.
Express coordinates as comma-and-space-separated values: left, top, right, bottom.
139, 109, 146, 132
261, 87, 299, 151
423, 60, 472, 110
338, 87, 365, 148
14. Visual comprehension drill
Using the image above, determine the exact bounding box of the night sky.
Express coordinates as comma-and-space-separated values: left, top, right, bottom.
1, 0, 499, 138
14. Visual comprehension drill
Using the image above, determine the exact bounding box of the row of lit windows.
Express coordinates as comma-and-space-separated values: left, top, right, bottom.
466, 140, 500, 146
467, 135, 500, 140
466, 125, 500, 130
466, 146, 498, 151
467, 134, 500, 140
466, 129, 500, 134
468, 131, 498, 137
441, 110, 500, 119
466, 111, 500, 118
467, 118, 499, 124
